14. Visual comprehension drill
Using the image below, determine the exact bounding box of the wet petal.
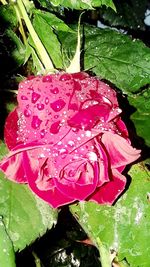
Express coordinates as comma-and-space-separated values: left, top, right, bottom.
54, 161, 99, 200
89, 169, 126, 204
23, 152, 75, 208
101, 132, 141, 168
0, 151, 27, 183
4, 108, 19, 150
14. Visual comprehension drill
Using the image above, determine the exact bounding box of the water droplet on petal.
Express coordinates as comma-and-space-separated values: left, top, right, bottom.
68, 140, 75, 147
50, 87, 59, 94
31, 116, 42, 129
45, 97, 49, 104
54, 115, 59, 119
42, 75, 52, 82
50, 121, 61, 134
85, 131, 91, 137
59, 148, 68, 158
59, 73, 71, 81
40, 129, 46, 138
24, 109, 31, 117
50, 99, 66, 112
32, 92, 40, 103
21, 95, 28, 100
37, 103, 45, 110
68, 170, 76, 177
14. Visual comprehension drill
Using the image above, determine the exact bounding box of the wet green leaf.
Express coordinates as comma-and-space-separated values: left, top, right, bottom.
34, 10, 74, 32
59, 25, 150, 93
5, 29, 25, 67
71, 164, 150, 267
100, 0, 147, 30
128, 88, 150, 147
0, 144, 58, 252
33, 13, 63, 68
38, 0, 115, 10
0, 5, 17, 28
0, 218, 16, 267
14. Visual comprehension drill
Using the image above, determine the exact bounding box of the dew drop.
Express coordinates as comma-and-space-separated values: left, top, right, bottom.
45, 97, 49, 105
50, 99, 66, 112
59, 148, 68, 158
85, 131, 91, 137
21, 95, 28, 100
24, 109, 31, 117
42, 75, 52, 82
50, 87, 59, 94
50, 121, 61, 134
54, 115, 59, 119
68, 140, 75, 147
72, 127, 79, 133
32, 92, 41, 103
31, 116, 42, 129
68, 170, 75, 177
59, 73, 71, 81
40, 129, 46, 138
37, 103, 45, 110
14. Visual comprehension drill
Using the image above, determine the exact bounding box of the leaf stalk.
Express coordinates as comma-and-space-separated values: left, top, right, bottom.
17, 0, 54, 71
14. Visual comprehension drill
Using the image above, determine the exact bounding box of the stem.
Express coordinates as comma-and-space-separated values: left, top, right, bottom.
0, 217, 16, 267
17, 0, 54, 71
4, 89, 18, 94
0, 0, 7, 4
96, 238, 112, 267
14, 4, 27, 44
32, 251, 42, 267
66, 13, 83, 73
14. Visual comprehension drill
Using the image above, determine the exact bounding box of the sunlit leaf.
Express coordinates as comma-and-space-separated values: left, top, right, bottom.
33, 13, 63, 68
71, 164, 150, 267
0, 144, 58, 252
38, 0, 115, 10
59, 25, 150, 93
128, 88, 150, 146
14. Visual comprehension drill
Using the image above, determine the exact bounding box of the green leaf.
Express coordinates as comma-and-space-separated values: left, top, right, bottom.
59, 26, 150, 93
27, 37, 45, 72
34, 10, 74, 32
0, 144, 58, 252
100, 0, 147, 31
70, 164, 150, 267
128, 88, 150, 147
33, 13, 63, 68
5, 29, 25, 67
39, 0, 115, 10
0, 5, 17, 28
0, 218, 16, 267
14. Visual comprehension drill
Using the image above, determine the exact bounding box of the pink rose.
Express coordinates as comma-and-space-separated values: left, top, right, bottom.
0, 72, 140, 208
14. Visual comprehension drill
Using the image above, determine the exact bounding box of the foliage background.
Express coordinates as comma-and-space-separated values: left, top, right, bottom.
0, 0, 150, 266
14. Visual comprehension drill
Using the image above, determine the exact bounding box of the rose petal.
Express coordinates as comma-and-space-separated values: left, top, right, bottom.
68, 103, 111, 130
101, 132, 141, 168
89, 169, 126, 204
54, 160, 99, 200
0, 151, 27, 183
95, 141, 110, 186
4, 108, 19, 150
22, 152, 75, 208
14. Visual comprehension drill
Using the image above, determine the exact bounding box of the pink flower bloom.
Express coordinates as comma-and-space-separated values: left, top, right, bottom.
0, 72, 140, 208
